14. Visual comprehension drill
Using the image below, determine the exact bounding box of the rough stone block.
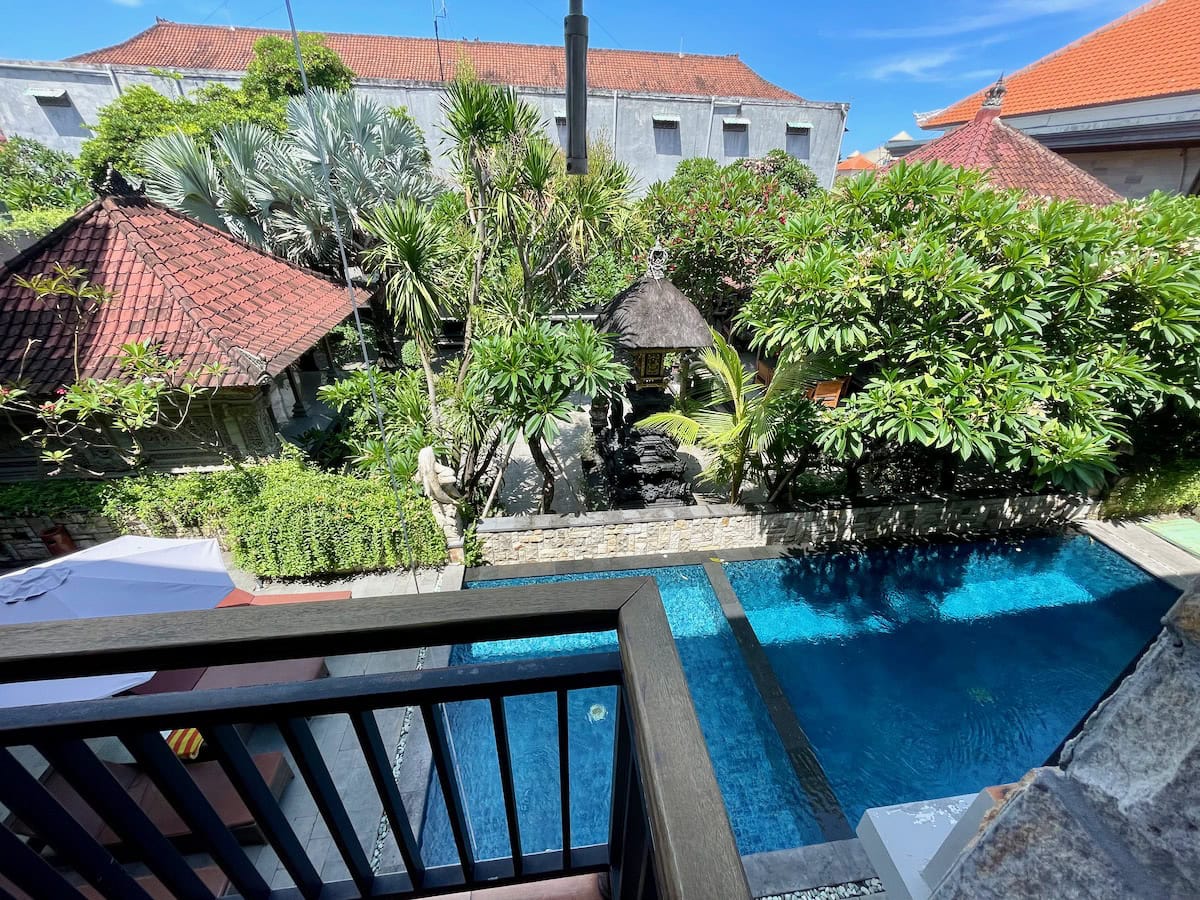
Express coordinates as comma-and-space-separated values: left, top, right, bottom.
931, 769, 1169, 900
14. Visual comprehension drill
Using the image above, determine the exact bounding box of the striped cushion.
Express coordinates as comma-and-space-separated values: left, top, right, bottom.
165, 728, 205, 760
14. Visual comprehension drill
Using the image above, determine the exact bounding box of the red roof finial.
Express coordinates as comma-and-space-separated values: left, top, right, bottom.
975, 75, 1006, 122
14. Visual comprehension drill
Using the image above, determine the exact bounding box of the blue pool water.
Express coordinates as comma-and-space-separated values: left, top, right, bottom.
725, 534, 1178, 826
419, 565, 821, 864
419, 535, 1177, 864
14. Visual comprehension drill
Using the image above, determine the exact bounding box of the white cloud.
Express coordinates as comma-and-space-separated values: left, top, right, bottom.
111, 0, 145, 7
851, 0, 1133, 40
867, 49, 962, 81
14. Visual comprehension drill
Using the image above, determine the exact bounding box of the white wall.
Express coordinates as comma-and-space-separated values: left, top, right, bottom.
1061, 147, 1200, 198
0, 59, 848, 191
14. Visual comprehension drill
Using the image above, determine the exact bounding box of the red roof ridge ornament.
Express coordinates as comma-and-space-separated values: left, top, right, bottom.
976, 76, 1006, 123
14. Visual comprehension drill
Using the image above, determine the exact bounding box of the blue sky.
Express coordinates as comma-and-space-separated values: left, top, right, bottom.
2, 0, 1145, 152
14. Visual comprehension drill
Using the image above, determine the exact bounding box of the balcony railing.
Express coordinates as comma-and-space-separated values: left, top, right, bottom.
0, 576, 751, 900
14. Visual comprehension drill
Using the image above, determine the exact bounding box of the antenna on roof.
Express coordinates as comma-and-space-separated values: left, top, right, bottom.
432, 0, 448, 81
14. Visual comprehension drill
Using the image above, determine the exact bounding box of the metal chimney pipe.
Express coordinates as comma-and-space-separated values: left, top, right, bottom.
564, 0, 589, 174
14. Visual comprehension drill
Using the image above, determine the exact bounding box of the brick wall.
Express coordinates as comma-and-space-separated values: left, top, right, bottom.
476, 495, 1096, 565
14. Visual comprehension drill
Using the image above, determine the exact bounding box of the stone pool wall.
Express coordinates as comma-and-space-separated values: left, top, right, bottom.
476, 494, 1096, 565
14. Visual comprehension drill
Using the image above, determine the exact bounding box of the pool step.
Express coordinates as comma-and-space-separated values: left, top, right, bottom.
856, 789, 1002, 900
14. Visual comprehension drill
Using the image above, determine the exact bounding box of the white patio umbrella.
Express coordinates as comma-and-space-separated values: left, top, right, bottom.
0, 536, 234, 708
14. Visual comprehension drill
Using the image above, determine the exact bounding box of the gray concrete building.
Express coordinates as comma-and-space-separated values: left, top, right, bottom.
916, 0, 1200, 199
0, 19, 848, 191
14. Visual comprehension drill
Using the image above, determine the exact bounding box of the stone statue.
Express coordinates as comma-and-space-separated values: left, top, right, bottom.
415, 446, 465, 563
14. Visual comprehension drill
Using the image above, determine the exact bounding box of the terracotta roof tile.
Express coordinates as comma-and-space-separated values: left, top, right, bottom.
69, 20, 799, 101
837, 155, 877, 171
922, 0, 1200, 128
0, 196, 352, 392
897, 103, 1122, 206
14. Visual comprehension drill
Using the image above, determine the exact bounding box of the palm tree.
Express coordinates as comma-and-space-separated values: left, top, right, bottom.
639, 331, 831, 504
360, 198, 450, 422
140, 89, 439, 273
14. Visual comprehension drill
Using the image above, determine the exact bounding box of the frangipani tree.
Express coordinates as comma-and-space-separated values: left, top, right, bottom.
739, 161, 1200, 493
140, 88, 439, 272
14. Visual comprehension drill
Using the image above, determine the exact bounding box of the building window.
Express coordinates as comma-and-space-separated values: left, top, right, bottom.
722, 118, 749, 158
26, 87, 71, 108
785, 122, 811, 160
554, 113, 568, 148
652, 115, 681, 156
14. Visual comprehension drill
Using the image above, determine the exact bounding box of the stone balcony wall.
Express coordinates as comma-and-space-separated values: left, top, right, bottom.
476, 494, 1095, 565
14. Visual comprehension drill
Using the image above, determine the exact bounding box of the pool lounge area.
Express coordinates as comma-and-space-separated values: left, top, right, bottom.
432, 525, 1184, 888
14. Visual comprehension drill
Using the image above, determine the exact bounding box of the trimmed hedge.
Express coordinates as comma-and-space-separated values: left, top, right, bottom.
0, 479, 107, 518
1102, 458, 1200, 519
221, 459, 444, 577
0, 455, 446, 577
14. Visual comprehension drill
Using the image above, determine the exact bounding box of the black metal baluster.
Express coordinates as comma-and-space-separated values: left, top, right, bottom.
557, 689, 571, 870
616, 750, 648, 900
349, 710, 425, 887
607, 690, 632, 891
0, 747, 152, 900
201, 724, 322, 899
121, 731, 269, 900
420, 703, 475, 884
278, 717, 373, 896
37, 739, 214, 900
0, 823, 86, 899
488, 697, 523, 877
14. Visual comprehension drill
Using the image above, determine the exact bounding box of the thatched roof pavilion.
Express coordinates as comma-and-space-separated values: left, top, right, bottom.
596, 274, 713, 351
596, 248, 712, 390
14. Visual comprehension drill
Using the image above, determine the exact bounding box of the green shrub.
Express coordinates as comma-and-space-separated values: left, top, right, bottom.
1102, 459, 1200, 518
0, 479, 106, 517
223, 457, 444, 577
101, 468, 263, 533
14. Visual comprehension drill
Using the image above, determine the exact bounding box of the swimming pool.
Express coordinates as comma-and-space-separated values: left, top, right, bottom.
724, 533, 1179, 825
419, 533, 1177, 863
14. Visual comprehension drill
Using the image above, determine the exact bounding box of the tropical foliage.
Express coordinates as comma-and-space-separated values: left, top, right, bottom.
240, 34, 354, 100
471, 320, 628, 510
140, 88, 438, 271
641, 150, 819, 318
739, 161, 1200, 493
638, 331, 825, 503
77, 33, 354, 184
0, 136, 91, 212
1101, 458, 1200, 518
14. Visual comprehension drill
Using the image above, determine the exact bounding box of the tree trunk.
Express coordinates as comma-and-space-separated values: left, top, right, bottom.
727, 440, 748, 505
845, 457, 865, 499
527, 436, 556, 513
418, 342, 441, 428
480, 441, 516, 519
938, 452, 960, 495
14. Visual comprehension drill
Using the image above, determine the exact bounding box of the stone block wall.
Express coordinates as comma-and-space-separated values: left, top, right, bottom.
0, 509, 210, 566
476, 494, 1095, 565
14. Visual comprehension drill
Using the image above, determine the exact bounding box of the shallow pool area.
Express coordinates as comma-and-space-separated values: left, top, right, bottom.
419, 565, 821, 864
418, 533, 1178, 865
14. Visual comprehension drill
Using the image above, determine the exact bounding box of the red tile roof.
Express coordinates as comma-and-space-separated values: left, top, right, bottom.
898, 100, 1122, 205
837, 154, 877, 172
0, 196, 352, 391
69, 20, 800, 101
922, 0, 1200, 129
